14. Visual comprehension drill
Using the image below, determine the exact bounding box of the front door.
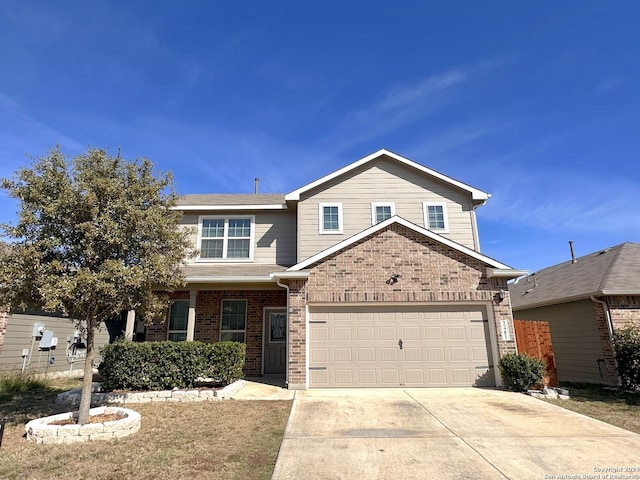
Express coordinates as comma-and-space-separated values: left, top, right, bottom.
264, 308, 287, 374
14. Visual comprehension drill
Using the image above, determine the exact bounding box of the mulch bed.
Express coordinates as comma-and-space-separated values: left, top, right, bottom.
49, 412, 127, 426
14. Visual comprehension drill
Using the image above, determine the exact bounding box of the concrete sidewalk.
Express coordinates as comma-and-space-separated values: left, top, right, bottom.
272, 388, 640, 480
231, 377, 295, 401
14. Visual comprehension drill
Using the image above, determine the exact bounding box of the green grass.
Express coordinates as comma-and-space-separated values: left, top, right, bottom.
545, 382, 640, 434
0, 376, 292, 480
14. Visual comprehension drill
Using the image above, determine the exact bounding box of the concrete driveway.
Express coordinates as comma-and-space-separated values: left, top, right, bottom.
272, 388, 640, 480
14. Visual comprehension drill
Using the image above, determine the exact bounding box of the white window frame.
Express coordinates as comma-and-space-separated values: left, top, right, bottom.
197, 215, 255, 262
220, 299, 247, 343
423, 202, 449, 233
319, 202, 343, 234
167, 300, 190, 342
371, 202, 396, 225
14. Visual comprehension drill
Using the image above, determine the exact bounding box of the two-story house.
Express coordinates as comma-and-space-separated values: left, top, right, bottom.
132, 149, 525, 389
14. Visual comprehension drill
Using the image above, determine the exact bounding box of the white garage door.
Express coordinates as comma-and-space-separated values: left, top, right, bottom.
308, 305, 495, 388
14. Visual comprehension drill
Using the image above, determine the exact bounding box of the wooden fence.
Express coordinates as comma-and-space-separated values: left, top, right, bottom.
513, 319, 559, 387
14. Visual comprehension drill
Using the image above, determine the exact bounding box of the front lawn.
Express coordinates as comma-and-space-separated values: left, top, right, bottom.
0, 377, 292, 480
545, 383, 640, 434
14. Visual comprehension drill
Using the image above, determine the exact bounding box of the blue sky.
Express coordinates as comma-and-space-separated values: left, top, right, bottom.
1, 1, 638, 273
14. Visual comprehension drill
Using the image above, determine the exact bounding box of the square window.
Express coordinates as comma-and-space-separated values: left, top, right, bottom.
199, 217, 253, 260
371, 203, 395, 224
423, 202, 449, 232
319, 203, 343, 234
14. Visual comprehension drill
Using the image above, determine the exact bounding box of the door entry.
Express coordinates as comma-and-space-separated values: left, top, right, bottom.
264, 309, 287, 374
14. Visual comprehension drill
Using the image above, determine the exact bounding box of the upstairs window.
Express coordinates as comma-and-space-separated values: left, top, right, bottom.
423, 202, 449, 233
221, 299, 247, 342
319, 203, 343, 234
168, 300, 189, 341
371, 202, 395, 224
199, 216, 253, 260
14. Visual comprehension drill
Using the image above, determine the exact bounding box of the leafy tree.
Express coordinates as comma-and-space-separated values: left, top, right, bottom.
0, 147, 193, 424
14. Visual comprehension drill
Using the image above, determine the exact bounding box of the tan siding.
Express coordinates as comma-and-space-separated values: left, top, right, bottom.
0, 313, 111, 376
297, 158, 476, 261
181, 210, 296, 266
515, 300, 607, 384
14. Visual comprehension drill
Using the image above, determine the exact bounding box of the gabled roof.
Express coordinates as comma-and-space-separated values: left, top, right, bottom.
510, 242, 640, 310
287, 216, 516, 272
174, 194, 286, 211
284, 149, 490, 203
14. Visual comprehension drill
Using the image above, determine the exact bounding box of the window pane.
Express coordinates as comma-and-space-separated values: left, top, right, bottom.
169, 300, 189, 342
323, 206, 339, 230
427, 205, 445, 229
228, 219, 251, 237
227, 239, 250, 258
201, 239, 223, 258
221, 300, 246, 341
168, 332, 187, 342
202, 219, 224, 238
221, 331, 245, 342
376, 205, 392, 223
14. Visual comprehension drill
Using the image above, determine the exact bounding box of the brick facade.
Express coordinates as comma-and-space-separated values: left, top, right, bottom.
146, 289, 286, 376
285, 224, 517, 388
594, 295, 640, 385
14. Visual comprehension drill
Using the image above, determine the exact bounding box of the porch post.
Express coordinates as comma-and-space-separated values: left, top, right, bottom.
186, 290, 196, 341
125, 310, 136, 340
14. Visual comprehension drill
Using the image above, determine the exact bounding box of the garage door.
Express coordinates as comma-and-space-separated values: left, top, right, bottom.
308, 305, 495, 388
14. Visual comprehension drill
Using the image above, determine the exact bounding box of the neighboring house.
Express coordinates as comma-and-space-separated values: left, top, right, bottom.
132, 149, 525, 389
509, 242, 640, 386
0, 310, 112, 377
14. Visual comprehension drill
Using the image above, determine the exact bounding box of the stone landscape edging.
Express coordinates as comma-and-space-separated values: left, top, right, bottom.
25, 406, 141, 444
55, 379, 246, 406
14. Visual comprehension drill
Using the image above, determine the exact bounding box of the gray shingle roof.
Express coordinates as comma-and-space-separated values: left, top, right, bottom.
176, 194, 285, 207
510, 242, 640, 310
181, 263, 287, 280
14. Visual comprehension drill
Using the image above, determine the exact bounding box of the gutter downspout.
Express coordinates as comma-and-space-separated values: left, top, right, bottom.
275, 278, 290, 389
590, 295, 620, 386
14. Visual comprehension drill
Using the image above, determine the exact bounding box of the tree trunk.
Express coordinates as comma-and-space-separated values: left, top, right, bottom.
77, 319, 95, 425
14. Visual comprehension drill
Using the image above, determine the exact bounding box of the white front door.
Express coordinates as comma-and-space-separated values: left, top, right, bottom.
264, 308, 287, 374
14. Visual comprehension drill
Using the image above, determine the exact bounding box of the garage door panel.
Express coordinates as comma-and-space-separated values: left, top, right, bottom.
357, 348, 375, 362
379, 326, 397, 340
380, 369, 400, 384
380, 347, 399, 362
308, 305, 495, 388
358, 370, 376, 384
333, 327, 351, 341
334, 348, 352, 363
356, 327, 374, 340
404, 347, 422, 362
427, 348, 445, 362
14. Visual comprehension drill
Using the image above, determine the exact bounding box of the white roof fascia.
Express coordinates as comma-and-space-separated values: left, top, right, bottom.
185, 276, 276, 283
288, 216, 512, 271
601, 290, 640, 296
171, 204, 286, 211
270, 271, 311, 279
285, 149, 490, 202
486, 268, 529, 279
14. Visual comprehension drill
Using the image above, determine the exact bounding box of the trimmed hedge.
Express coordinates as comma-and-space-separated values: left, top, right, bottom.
498, 353, 546, 392
613, 323, 640, 391
98, 340, 245, 391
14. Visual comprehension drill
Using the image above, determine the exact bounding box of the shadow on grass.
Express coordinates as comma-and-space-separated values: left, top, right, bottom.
560, 382, 640, 406
0, 381, 82, 426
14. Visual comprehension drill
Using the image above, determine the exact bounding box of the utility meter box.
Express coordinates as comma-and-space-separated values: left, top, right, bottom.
32, 323, 45, 338
39, 330, 56, 350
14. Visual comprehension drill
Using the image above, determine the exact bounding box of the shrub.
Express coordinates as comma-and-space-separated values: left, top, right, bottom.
99, 340, 246, 391
498, 353, 546, 392
613, 323, 640, 391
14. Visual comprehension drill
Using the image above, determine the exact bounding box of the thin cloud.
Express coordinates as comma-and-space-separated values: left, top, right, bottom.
596, 76, 625, 93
